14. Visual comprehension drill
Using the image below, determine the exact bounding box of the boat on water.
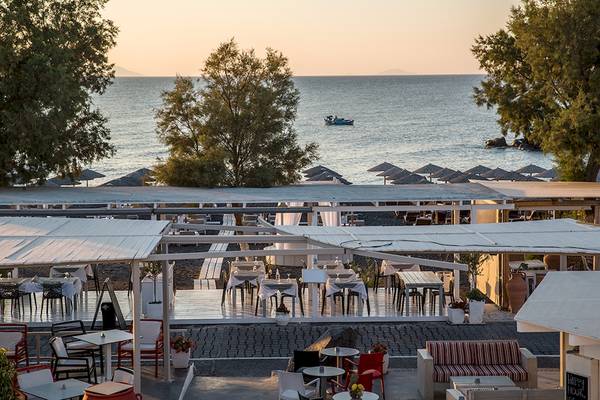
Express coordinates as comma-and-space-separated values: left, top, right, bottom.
324, 115, 354, 126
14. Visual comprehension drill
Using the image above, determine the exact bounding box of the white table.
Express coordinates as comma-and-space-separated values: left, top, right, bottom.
303, 366, 345, 398
450, 375, 516, 391
74, 329, 133, 382
50, 264, 92, 283
333, 391, 379, 400
21, 378, 91, 400
397, 271, 444, 316
320, 347, 359, 373
258, 279, 298, 317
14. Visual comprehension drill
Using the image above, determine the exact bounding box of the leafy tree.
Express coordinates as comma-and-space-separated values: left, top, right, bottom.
458, 252, 490, 290
154, 39, 318, 187
0, 0, 117, 186
472, 0, 600, 181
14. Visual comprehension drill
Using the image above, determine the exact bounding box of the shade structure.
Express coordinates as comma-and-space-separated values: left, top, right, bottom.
367, 162, 398, 172
413, 163, 444, 174
102, 168, 154, 187
464, 165, 492, 175
436, 170, 464, 182
515, 164, 547, 175
306, 173, 351, 185
515, 271, 600, 341
391, 173, 430, 184
303, 165, 341, 178
46, 177, 81, 186
376, 166, 405, 177
0, 217, 168, 266
536, 167, 558, 179
480, 167, 510, 180
275, 218, 600, 255
76, 168, 106, 181
496, 171, 534, 181
479, 181, 600, 199
386, 168, 412, 180
430, 168, 456, 179
448, 173, 488, 184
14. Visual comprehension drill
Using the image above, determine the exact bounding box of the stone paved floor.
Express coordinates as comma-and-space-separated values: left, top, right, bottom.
183, 321, 559, 359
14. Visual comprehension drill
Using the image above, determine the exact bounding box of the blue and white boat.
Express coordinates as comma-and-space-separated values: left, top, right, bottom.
324, 115, 354, 126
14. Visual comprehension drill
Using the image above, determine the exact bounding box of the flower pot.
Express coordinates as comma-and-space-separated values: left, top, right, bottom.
172, 349, 191, 369
506, 272, 528, 313
275, 312, 290, 326
382, 353, 390, 374
448, 307, 465, 324
146, 301, 163, 318
468, 300, 485, 324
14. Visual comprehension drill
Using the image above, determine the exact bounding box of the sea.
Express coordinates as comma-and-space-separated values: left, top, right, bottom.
92, 75, 553, 185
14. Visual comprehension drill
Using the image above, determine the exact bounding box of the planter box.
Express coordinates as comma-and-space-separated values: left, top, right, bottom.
172, 349, 191, 369
448, 308, 465, 325
275, 312, 290, 326
468, 300, 485, 324
146, 302, 163, 319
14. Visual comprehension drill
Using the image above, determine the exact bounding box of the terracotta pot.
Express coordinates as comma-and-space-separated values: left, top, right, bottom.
83, 387, 141, 400
506, 272, 527, 313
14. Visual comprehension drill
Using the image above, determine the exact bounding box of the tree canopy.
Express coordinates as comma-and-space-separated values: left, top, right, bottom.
0, 0, 117, 186
472, 0, 600, 181
154, 39, 318, 187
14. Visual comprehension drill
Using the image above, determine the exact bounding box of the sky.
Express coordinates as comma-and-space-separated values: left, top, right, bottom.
104, 0, 521, 77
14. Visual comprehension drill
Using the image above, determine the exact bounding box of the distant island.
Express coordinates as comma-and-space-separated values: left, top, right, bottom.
114, 65, 143, 77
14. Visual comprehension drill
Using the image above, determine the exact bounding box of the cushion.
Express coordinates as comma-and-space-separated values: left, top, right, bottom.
472, 341, 521, 366
0, 331, 23, 350
121, 343, 158, 351
432, 364, 528, 383
427, 341, 474, 366
66, 340, 97, 351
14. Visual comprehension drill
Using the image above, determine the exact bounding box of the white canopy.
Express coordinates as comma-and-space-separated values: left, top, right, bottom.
0, 217, 169, 266
515, 271, 600, 342
275, 219, 600, 255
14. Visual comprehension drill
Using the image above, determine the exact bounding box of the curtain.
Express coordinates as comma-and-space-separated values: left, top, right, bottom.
318, 202, 340, 227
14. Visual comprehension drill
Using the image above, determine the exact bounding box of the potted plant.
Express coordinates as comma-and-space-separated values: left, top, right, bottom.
171, 336, 194, 368
348, 374, 365, 399
458, 252, 490, 290
0, 348, 19, 400
275, 302, 290, 326
447, 300, 467, 324
465, 288, 486, 324
506, 263, 528, 313
144, 261, 163, 318
371, 342, 389, 374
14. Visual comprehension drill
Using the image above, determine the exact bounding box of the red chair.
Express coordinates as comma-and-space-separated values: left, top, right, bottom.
0, 323, 29, 366
117, 319, 163, 378
345, 353, 385, 399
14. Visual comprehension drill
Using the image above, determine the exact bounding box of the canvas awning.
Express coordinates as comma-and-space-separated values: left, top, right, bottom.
515, 271, 600, 342
274, 219, 600, 255
0, 217, 169, 266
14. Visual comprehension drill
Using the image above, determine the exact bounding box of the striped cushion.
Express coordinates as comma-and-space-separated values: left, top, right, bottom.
432, 364, 528, 383
426, 341, 474, 365
472, 341, 521, 365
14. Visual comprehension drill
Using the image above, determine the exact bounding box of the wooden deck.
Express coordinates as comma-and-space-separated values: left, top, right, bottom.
0, 287, 448, 327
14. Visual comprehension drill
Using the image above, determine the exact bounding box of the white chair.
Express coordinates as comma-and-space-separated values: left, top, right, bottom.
112, 366, 134, 385
117, 319, 163, 377
49, 336, 97, 383
17, 366, 54, 390
275, 370, 319, 400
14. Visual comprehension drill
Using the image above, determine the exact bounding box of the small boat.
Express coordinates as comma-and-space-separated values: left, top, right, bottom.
324, 115, 354, 126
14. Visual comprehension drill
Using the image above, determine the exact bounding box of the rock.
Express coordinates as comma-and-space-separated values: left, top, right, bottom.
485, 137, 508, 148
512, 138, 541, 151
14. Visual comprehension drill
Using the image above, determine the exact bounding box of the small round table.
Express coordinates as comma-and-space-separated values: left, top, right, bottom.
303, 366, 345, 398
320, 347, 360, 369
333, 391, 379, 400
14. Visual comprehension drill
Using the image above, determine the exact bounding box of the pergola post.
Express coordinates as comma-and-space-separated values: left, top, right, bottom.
594, 206, 600, 270
162, 255, 172, 382
559, 255, 567, 271
309, 210, 319, 318
131, 261, 142, 392
452, 202, 461, 300
560, 332, 568, 387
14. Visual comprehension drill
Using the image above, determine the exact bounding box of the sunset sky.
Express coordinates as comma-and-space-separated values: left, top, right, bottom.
104, 0, 520, 77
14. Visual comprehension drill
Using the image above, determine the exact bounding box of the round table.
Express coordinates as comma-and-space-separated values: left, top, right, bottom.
320, 347, 360, 369
303, 366, 345, 398
333, 391, 379, 400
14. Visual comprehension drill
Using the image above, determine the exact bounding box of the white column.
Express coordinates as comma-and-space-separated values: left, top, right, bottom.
559, 255, 567, 271
131, 262, 142, 392
162, 254, 172, 382
309, 210, 319, 318
453, 202, 461, 300
594, 206, 600, 270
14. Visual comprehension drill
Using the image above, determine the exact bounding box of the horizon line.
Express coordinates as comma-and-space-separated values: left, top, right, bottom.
114, 72, 486, 78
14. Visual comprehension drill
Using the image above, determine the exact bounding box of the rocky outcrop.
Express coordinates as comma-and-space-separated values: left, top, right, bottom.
513, 138, 542, 151
485, 137, 508, 148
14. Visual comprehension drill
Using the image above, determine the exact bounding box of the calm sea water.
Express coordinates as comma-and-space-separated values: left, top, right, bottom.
92, 76, 553, 185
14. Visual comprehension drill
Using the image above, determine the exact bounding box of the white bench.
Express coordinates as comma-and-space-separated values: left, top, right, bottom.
194, 214, 235, 289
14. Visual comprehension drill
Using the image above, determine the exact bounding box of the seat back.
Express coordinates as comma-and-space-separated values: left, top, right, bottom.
17, 365, 53, 389
426, 340, 521, 366
276, 371, 304, 394
49, 336, 69, 358
139, 319, 162, 344
51, 320, 86, 341
43, 283, 63, 298
358, 352, 384, 375
113, 367, 135, 385
293, 350, 320, 372
357, 370, 374, 391
0, 283, 20, 299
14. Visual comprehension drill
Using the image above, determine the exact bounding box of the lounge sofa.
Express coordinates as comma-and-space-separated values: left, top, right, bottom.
446, 388, 563, 400
417, 340, 537, 400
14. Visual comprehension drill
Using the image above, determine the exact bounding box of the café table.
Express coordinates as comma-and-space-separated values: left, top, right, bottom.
257, 278, 299, 317
333, 391, 379, 400
450, 375, 516, 391
227, 270, 264, 306
320, 346, 359, 369
85, 381, 134, 396
303, 366, 345, 398
74, 329, 133, 382
396, 271, 444, 316
21, 378, 91, 400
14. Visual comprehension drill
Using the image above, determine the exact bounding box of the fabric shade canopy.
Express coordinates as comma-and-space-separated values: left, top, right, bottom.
275, 219, 600, 255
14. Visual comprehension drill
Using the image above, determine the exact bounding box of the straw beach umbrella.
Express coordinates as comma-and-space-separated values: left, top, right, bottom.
391, 173, 430, 184
537, 168, 558, 180
304, 165, 342, 178
430, 168, 456, 179
102, 168, 155, 186
448, 173, 488, 183
367, 162, 397, 172
515, 164, 547, 176
413, 163, 444, 174
437, 170, 465, 182
46, 176, 81, 186
464, 165, 492, 175
387, 168, 412, 180
480, 167, 510, 180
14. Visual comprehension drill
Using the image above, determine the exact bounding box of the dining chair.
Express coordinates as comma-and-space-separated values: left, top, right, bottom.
51, 320, 102, 374
0, 323, 29, 366
395, 279, 423, 314
112, 366, 135, 385
275, 370, 319, 400
40, 282, 65, 317
344, 353, 385, 399
49, 336, 97, 383
16, 364, 54, 394
117, 319, 164, 378
0, 282, 25, 315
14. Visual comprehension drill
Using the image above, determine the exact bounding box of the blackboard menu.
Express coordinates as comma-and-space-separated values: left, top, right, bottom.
566, 372, 588, 400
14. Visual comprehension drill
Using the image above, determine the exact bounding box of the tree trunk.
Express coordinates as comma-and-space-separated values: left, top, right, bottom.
585, 155, 600, 182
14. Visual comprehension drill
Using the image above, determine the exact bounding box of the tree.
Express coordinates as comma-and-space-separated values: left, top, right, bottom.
458, 252, 490, 290
472, 0, 600, 181
0, 0, 117, 186
154, 39, 318, 187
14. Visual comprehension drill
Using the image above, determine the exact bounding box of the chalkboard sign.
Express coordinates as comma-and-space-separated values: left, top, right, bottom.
566, 372, 588, 400
91, 278, 127, 330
